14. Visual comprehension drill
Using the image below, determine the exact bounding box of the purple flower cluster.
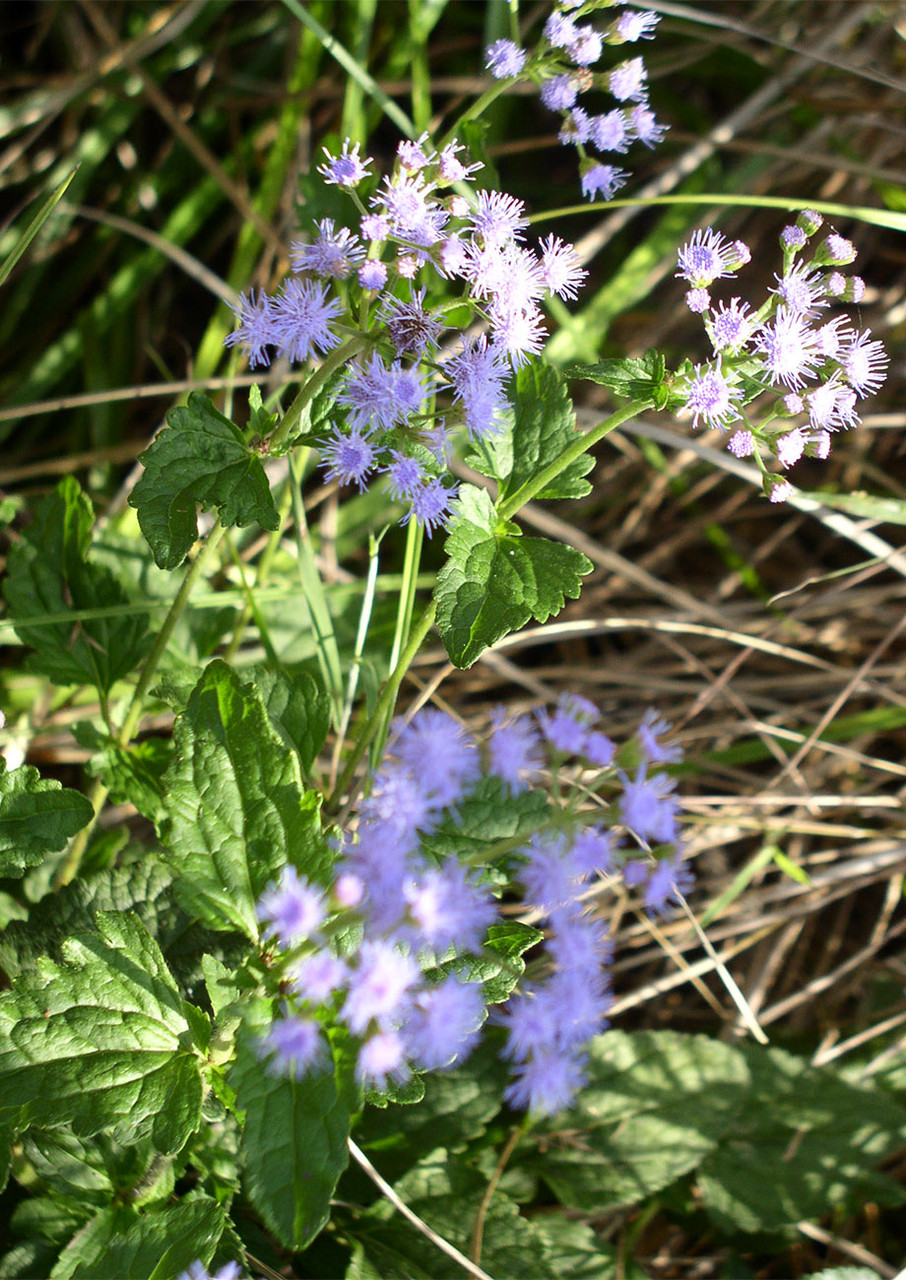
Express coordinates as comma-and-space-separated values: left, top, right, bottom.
177, 1265, 242, 1280
224, 134, 588, 534
253, 698, 691, 1117
484, 6, 666, 201
675, 214, 888, 498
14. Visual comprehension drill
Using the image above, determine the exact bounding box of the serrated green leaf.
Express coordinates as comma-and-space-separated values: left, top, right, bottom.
358, 1150, 558, 1279
0, 912, 206, 1153
50, 1205, 137, 1280
253, 664, 330, 773
502, 363, 593, 502
697, 1043, 906, 1235
435, 486, 592, 668
565, 351, 668, 400
231, 1006, 359, 1250
66, 1196, 228, 1280
419, 775, 549, 862
129, 392, 279, 569
2, 477, 150, 691
0, 760, 93, 877
159, 659, 332, 938
83, 736, 173, 825
532, 1215, 619, 1279
533, 1030, 750, 1211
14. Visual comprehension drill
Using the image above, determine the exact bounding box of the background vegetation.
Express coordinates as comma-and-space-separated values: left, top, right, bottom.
1, 1, 905, 1275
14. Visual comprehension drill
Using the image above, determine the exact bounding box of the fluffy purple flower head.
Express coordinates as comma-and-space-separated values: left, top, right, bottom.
407, 476, 457, 535
405, 978, 485, 1070
590, 109, 630, 154
708, 298, 755, 352
767, 477, 795, 503
489, 302, 547, 368
359, 765, 437, 846
291, 952, 349, 1004
676, 229, 744, 289
614, 9, 660, 41
609, 57, 648, 102
320, 428, 376, 492
342, 940, 420, 1035
539, 693, 598, 755
541, 74, 578, 111
843, 329, 888, 397
644, 853, 694, 915
504, 1046, 588, 1116
401, 863, 496, 954
727, 429, 756, 458
178, 1263, 243, 1280
539, 234, 588, 300
257, 866, 327, 949
581, 163, 628, 202
290, 219, 364, 278
755, 307, 821, 390
437, 141, 482, 184
488, 708, 542, 793
570, 826, 615, 878
545, 12, 578, 48
358, 259, 388, 290
620, 763, 680, 844
339, 354, 426, 430
470, 189, 529, 247
380, 287, 443, 355
773, 263, 827, 318
780, 224, 808, 251
269, 278, 343, 363
397, 133, 433, 172
626, 104, 667, 148
259, 1014, 326, 1079
776, 428, 805, 468
638, 709, 682, 764
224, 289, 275, 369
383, 451, 426, 503
584, 730, 616, 767
685, 287, 711, 314
446, 334, 511, 441
318, 139, 371, 188
569, 24, 604, 66
682, 361, 742, 430
485, 38, 528, 79
356, 1029, 410, 1090
391, 708, 480, 808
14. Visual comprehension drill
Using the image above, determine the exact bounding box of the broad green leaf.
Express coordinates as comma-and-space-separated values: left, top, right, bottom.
253, 664, 331, 773
66, 1196, 228, 1280
501, 363, 593, 503
159, 659, 332, 938
0, 912, 206, 1153
697, 1043, 906, 1235
0, 760, 93, 877
565, 351, 670, 401
231, 1004, 359, 1250
129, 392, 279, 569
532, 1215, 620, 1280
435, 486, 592, 668
419, 775, 548, 862
533, 1030, 751, 1212
0, 858, 180, 981
2, 477, 150, 692
80, 729, 173, 824
50, 1205, 136, 1280
0, 1242, 59, 1280
357, 1149, 558, 1279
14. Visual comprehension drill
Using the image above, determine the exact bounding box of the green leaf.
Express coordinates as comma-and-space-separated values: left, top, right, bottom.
565, 350, 669, 400
355, 1150, 558, 1279
0, 760, 93, 877
159, 659, 332, 938
65, 1196, 228, 1280
253, 664, 331, 774
532, 1215, 619, 1280
419, 775, 549, 862
533, 1030, 751, 1212
435, 486, 592, 668
50, 1205, 136, 1280
501, 363, 593, 502
0, 912, 206, 1153
129, 392, 279, 569
231, 1004, 359, 1250
2, 477, 150, 692
81, 732, 173, 825
697, 1043, 906, 1235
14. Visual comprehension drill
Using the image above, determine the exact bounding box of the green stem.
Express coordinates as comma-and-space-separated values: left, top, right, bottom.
222, 479, 294, 663
327, 597, 437, 813
54, 522, 228, 889
269, 335, 367, 453
497, 397, 654, 521
438, 79, 514, 151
